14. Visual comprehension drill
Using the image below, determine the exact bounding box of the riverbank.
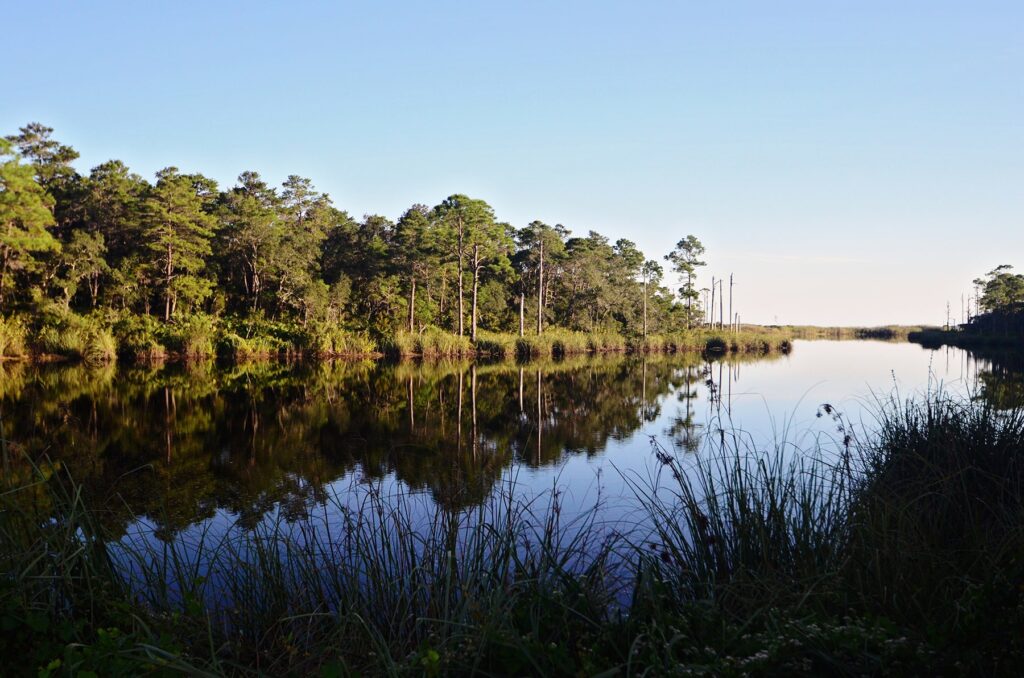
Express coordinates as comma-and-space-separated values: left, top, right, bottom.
1, 308, 793, 363
909, 327, 1024, 350
778, 324, 925, 341
2, 392, 1021, 675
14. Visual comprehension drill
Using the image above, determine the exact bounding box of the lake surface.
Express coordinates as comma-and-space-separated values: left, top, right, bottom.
2, 340, 1021, 543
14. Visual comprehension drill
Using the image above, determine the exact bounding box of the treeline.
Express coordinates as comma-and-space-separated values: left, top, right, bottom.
967, 265, 1024, 335
908, 265, 1024, 351
1, 122, 766, 360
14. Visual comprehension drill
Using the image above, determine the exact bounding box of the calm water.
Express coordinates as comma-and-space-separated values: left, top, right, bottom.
2, 340, 1022, 543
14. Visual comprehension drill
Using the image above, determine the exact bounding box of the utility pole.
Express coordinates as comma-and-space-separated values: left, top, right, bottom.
718, 279, 724, 330
728, 273, 734, 334
710, 276, 715, 330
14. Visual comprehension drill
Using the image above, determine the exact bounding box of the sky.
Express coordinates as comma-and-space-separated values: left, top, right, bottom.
3, 1, 1022, 326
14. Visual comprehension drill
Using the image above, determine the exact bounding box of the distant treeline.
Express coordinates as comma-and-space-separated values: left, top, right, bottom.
0, 122, 758, 360
909, 265, 1024, 350
781, 325, 923, 341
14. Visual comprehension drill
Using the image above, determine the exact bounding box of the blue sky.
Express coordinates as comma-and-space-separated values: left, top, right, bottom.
4, 1, 1022, 325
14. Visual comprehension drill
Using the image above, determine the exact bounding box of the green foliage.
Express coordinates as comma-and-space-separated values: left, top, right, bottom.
31, 306, 118, 362
0, 137, 59, 310
0, 316, 28, 356
300, 322, 376, 356
163, 313, 217, 359
383, 327, 474, 357
473, 329, 519, 358
586, 330, 626, 352
2, 120, 802, 362
110, 312, 166, 360
142, 167, 218, 320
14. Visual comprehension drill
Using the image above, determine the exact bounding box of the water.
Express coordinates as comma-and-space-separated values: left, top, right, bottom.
1, 340, 1021, 542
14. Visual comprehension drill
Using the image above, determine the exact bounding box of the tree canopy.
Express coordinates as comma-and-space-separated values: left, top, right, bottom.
0, 122, 723, 340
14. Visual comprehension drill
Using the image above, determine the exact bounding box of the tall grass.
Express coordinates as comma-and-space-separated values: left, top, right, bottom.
473, 329, 519, 358
31, 309, 118, 363
632, 330, 792, 354
3, 392, 1022, 673
384, 327, 474, 358
0, 316, 28, 357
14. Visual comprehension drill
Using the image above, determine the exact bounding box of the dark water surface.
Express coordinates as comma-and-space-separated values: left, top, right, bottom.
2, 340, 1021, 544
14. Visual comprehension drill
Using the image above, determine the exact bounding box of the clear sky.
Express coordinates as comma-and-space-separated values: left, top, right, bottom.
4, 1, 1022, 326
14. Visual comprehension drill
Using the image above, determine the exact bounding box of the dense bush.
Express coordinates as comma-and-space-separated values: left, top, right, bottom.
473, 330, 519, 358
162, 314, 217, 359
0, 316, 28, 357
110, 312, 166, 360
31, 307, 118, 363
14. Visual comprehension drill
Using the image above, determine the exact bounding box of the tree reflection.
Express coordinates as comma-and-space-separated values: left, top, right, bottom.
1, 352, 790, 538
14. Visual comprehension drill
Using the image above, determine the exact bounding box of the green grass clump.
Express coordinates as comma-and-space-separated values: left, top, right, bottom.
473, 329, 519, 358
586, 330, 627, 352
631, 334, 669, 353
385, 327, 473, 357
0, 316, 28, 357
217, 331, 280, 359
382, 329, 419, 356
515, 333, 557, 357
298, 322, 375, 356
111, 312, 166, 360
329, 329, 376, 355
31, 307, 118, 363
547, 328, 589, 355
163, 314, 217, 359
419, 327, 473, 356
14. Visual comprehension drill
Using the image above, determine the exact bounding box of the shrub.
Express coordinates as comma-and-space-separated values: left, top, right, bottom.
81, 326, 117, 364
548, 329, 589, 355
587, 331, 626, 352
111, 313, 166, 360
164, 314, 217, 359
474, 330, 519, 358
32, 309, 118, 363
385, 327, 472, 358
217, 332, 280, 360
515, 333, 557, 357
419, 328, 473, 357
0, 316, 28, 357
631, 334, 669, 353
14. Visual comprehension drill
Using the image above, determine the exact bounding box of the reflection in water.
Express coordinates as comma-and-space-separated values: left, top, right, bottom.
1, 343, 1021, 540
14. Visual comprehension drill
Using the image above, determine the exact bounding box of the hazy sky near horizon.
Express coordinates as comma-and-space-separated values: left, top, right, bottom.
4, 1, 1022, 326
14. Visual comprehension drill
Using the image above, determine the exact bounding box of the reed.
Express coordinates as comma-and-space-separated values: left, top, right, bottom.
3, 392, 1021, 674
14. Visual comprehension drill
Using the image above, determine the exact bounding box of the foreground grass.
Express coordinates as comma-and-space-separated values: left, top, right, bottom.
3, 393, 1023, 675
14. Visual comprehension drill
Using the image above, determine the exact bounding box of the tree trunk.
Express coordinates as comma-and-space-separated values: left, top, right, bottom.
643, 276, 648, 338
164, 243, 173, 321
686, 271, 692, 329
457, 218, 465, 336
408, 274, 416, 332
0, 245, 9, 311
471, 244, 480, 342
537, 238, 544, 335
519, 290, 525, 337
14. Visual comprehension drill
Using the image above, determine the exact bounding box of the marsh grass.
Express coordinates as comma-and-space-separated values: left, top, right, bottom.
2, 392, 1022, 674
0, 316, 28, 358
